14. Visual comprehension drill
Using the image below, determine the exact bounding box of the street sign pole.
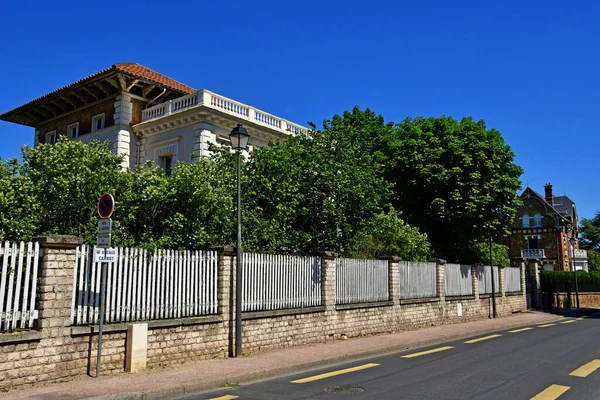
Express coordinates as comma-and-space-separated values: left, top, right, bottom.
95, 194, 114, 378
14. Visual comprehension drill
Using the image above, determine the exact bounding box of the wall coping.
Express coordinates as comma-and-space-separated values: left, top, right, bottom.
445, 295, 476, 301
70, 315, 223, 336
242, 306, 326, 320
0, 330, 43, 345
505, 291, 524, 296
400, 297, 440, 305
36, 235, 83, 249
315, 251, 337, 259
429, 259, 447, 265
336, 300, 393, 311
379, 256, 401, 261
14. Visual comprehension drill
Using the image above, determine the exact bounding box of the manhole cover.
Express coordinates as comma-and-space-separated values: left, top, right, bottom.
324, 385, 365, 394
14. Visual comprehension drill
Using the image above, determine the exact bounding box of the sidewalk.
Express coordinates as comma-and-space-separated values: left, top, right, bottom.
0, 311, 573, 400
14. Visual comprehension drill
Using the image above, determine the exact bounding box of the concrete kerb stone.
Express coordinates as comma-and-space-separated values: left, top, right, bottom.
87, 311, 568, 400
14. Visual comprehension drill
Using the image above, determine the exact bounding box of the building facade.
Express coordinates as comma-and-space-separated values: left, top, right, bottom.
507, 184, 588, 271
0, 63, 308, 172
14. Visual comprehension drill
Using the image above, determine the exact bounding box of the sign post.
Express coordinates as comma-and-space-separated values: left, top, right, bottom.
95, 194, 114, 378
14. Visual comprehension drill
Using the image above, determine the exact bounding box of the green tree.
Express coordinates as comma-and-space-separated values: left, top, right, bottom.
580, 211, 600, 250
244, 107, 393, 254
347, 207, 431, 261
587, 249, 600, 272
468, 241, 510, 267
387, 116, 523, 262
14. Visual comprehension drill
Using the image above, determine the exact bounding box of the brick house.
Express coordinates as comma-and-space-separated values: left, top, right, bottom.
0, 63, 307, 172
507, 183, 588, 271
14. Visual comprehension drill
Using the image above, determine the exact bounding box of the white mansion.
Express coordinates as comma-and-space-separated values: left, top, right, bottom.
0, 63, 308, 172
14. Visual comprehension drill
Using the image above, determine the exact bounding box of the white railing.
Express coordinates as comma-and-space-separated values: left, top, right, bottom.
444, 264, 473, 296
0, 241, 39, 331
574, 249, 588, 259
505, 267, 522, 293
521, 249, 545, 259
477, 266, 499, 294
140, 90, 308, 136
242, 253, 321, 312
336, 258, 389, 304
399, 261, 437, 299
72, 245, 218, 325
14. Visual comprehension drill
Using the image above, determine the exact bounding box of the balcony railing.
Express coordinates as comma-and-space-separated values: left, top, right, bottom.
521, 249, 546, 259
574, 249, 588, 259
139, 89, 308, 136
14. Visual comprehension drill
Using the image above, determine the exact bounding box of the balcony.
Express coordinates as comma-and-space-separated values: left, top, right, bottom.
521, 249, 546, 259
139, 89, 308, 136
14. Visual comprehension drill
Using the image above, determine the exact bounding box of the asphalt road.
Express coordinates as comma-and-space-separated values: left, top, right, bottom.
181, 312, 600, 400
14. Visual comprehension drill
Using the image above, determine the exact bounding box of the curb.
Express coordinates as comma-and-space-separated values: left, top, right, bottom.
87, 311, 570, 400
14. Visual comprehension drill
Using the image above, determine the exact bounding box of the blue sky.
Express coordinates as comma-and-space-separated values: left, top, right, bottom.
0, 0, 598, 220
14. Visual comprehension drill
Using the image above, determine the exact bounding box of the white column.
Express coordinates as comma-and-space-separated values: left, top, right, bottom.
114, 93, 133, 126
193, 122, 217, 160
113, 129, 132, 170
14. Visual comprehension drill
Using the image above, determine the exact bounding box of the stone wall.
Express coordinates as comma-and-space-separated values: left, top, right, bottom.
544, 292, 600, 309
0, 238, 527, 392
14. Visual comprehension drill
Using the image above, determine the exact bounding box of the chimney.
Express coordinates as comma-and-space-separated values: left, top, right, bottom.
544, 183, 554, 206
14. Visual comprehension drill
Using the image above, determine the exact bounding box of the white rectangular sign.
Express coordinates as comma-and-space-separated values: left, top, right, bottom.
98, 219, 112, 234
94, 247, 118, 263
96, 234, 111, 248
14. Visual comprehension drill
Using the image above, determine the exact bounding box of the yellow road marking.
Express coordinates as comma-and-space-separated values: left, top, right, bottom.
560, 320, 576, 324
509, 327, 533, 333
530, 384, 570, 400
465, 334, 502, 344
291, 363, 379, 383
401, 346, 454, 358
209, 396, 239, 400
538, 323, 556, 328
569, 359, 600, 378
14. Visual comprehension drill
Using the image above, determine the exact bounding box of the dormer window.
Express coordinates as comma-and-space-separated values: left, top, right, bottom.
522, 214, 543, 228
45, 130, 56, 145
67, 123, 79, 139
92, 114, 105, 132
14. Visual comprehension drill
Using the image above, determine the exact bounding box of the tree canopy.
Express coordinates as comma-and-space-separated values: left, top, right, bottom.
580, 211, 600, 251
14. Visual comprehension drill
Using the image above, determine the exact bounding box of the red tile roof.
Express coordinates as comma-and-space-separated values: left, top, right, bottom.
113, 63, 196, 94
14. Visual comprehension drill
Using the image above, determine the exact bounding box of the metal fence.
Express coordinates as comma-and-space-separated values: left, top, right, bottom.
504, 267, 522, 293
72, 245, 218, 325
336, 258, 389, 304
0, 241, 40, 331
477, 265, 500, 294
242, 253, 321, 312
444, 264, 473, 296
400, 261, 437, 299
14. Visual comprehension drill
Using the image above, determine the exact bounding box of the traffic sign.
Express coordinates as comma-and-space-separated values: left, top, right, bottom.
98, 219, 112, 234
97, 234, 111, 248
94, 248, 118, 263
98, 194, 115, 219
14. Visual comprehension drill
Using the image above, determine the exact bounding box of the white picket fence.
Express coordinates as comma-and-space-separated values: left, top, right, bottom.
0, 241, 40, 331
72, 245, 218, 325
242, 253, 321, 312
477, 266, 500, 294
400, 261, 437, 299
336, 258, 389, 304
504, 267, 522, 293
444, 264, 473, 296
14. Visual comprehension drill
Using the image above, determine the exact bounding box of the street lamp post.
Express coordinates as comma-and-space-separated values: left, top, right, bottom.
229, 123, 250, 357
569, 235, 580, 309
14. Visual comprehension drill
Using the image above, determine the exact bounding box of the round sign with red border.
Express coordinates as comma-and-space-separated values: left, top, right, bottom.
98, 194, 115, 219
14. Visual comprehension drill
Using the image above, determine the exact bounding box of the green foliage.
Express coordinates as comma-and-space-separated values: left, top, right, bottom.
387, 116, 523, 261
580, 211, 600, 251
587, 249, 600, 272
346, 208, 431, 261
540, 270, 598, 284
468, 241, 510, 267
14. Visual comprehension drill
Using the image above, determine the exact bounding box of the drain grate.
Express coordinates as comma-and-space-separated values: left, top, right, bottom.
324, 385, 365, 394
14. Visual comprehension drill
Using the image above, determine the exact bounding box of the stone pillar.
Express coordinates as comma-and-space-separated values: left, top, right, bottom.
499, 267, 506, 297
318, 252, 337, 313
113, 129, 131, 170
114, 94, 133, 125
519, 260, 526, 296
432, 259, 446, 301
213, 246, 236, 357
193, 122, 217, 159
380, 256, 400, 305
527, 259, 542, 309
471, 264, 480, 300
